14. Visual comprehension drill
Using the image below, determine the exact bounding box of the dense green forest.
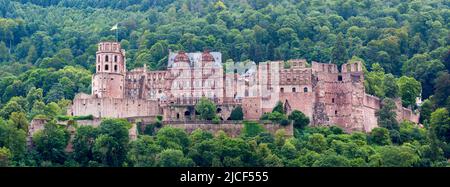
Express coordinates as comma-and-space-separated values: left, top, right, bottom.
0, 0, 449, 167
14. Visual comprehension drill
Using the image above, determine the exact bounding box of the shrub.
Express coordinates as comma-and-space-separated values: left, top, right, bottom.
280, 119, 290, 126
242, 121, 265, 137
212, 115, 220, 124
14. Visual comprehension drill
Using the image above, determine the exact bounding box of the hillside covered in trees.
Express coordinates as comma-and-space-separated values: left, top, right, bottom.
0, 0, 449, 167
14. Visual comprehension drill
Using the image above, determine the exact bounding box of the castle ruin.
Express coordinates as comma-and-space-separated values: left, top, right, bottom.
68, 41, 419, 133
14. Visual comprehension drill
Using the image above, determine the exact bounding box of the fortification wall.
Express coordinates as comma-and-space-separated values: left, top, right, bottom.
280, 92, 315, 119
166, 122, 293, 137
70, 97, 159, 118
242, 97, 262, 120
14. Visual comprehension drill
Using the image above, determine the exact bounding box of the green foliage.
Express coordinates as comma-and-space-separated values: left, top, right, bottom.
72, 125, 97, 166
0, 147, 12, 167
57, 115, 94, 121
378, 145, 420, 167
430, 108, 450, 143
229, 106, 243, 120
368, 128, 391, 146
331, 33, 348, 67
32, 121, 69, 164
288, 110, 310, 129
127, 135, 161, 167
397, 76, 421, 108
212, 115, 220, 124
272, 101, 284, 114
195, 97, 216, 120
242, 121, 265, 137
156, 149, 194, 167
376, 98, 399, 130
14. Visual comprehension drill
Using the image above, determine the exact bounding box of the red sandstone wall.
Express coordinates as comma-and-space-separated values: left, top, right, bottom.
71, 97, 159, 118
242, 97, 262, 120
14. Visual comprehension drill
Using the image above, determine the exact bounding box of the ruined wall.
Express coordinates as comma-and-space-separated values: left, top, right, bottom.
70, 96, 159, 118
362, 94, 381, 132
242, 97, 262, 120
167, 122, 293, 137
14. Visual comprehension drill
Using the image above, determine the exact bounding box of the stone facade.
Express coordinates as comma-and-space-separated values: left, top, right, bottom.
69, 41, 420, 133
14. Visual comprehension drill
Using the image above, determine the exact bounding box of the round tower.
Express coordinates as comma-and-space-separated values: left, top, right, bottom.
92, 41, 126, 98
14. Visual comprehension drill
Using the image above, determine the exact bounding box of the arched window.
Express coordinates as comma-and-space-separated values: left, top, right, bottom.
97, 65, 100, 71
303, 87, 308, 92
114, 55, 117, 62
292, 87, 296, 92
332, 98, 335, 103
114, 65, 118, 72
105, 55, 109, 62
105, 64, 109, 71
280, 87, 284, 93
335, 110, 338, 115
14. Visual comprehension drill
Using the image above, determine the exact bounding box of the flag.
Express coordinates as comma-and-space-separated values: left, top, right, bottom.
111, 24, 118, 31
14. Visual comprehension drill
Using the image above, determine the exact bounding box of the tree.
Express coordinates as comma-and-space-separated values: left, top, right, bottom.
93, 134, 121, 167
433, 72, 450, 108
127, 135, 161, 167
229, 106, 243, 120
307, 133, 327, 153
430, 108, 450, 143
397, 76, 421, 108
8, 112, 29, 132
0, 118, 26, 160
92, 119, 131, 166
272, 101, 284, 114
419, 99, 434, 124
0, 99, 26, 119
0, 147, 11, 167
378, 145, 420, 167
312, 154, 351, 167
26, 87, 43, 110
156, 127, 190, 151
0, 41, 9, 62
383, 74, 398, 98
195, 97, 216, 120
32, 122, 69, 164
331, 33, 348, 67
288, 110, 310, 129
73, 126, 98, 166
156, 149, 194, 167
376, 98, 399, 130
367, 127, 391, 146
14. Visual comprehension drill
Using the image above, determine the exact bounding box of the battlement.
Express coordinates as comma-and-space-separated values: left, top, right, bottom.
341, 61, 363, 73
312, 62, 339, 73
97, 41, 122, 53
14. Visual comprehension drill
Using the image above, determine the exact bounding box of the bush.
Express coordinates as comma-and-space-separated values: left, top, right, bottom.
288, 110, 310, 129
57, 115, 93, 121
212, 115, 220, 124
73, 115, 94, 120
242, 121, 265, 137
229, 106, 243, 120
144, 124, 156, 135
280, 119, 290, 126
